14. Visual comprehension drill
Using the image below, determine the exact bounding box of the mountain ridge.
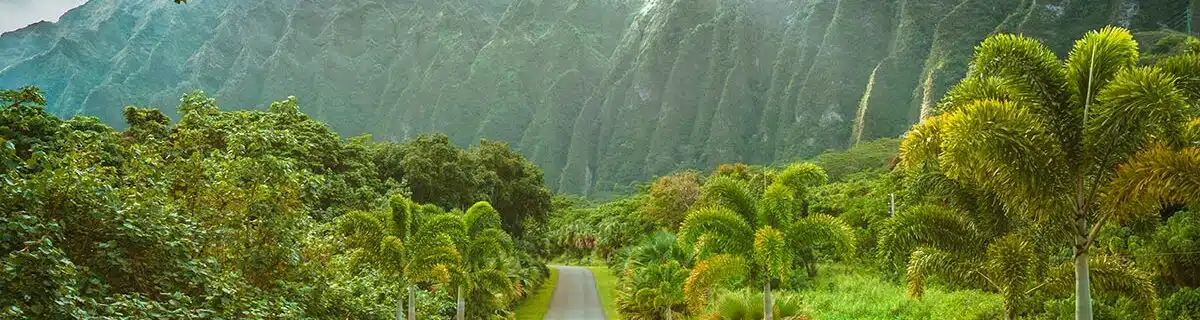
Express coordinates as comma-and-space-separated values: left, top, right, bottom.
0, 0, 1192, 197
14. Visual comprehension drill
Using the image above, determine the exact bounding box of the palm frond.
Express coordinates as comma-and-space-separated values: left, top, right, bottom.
417, 212, 466, 242
389, 194, 413, 238
336, 211, 385, 250
707, 289, 805, 320
774, 162, 828, 195
788, 214, 856, 259
684, 254, 748, 314
1105, 144, 1200, 220
465, 201, 504, 237
753, 226, 790, 281
985, 234, 1036, 316
1087, 66, 1189, 168
1066, 26, 1139, 115
1184, 118, 1200, 145
627, 231, 692, 268
757, 183, 796, 229
905, 248, 970, 300
621, 260, 690, 319
379, 235, 406, 272
939, 99, 1066, 214
970, 33, 1070, 120
408, 237, 462, 283
472, 269, 513, 295
899, 115, 946, 169
679, 206, 756, 256
879, 204, 981, 255
935, 76, 1026, 115
1087, 254, 1158, 319
698, 176, 758, 223
1155, 53, 1200, 103
467, 228, 514, 264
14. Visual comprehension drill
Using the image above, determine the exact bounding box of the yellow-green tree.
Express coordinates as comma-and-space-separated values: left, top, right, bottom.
678, 163, 854, 319
900, 27, 1200, 320
337, 195, 463, 320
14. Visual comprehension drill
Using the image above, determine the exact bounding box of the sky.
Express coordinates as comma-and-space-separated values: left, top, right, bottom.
0, 0, 88, 33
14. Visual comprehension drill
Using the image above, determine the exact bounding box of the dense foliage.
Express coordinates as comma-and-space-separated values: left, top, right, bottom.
4, 14, 1200, 320
0, 89, 549, 319
540, 28, 1200, 320
2, 0, 1192, 198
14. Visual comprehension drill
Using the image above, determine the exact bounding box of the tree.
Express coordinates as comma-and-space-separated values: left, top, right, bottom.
678, 163, 854, 319
1, 86, 45, 108
883, 204, 1045, 319
899, 27, 1200, 320
644, 170, 702, 229
470, 139, 552, 238
452, 201, 517, 320
337, 195, 463, 320
617, 259, 691, 320
398, 134, 485, 210
1, 86, 549, 318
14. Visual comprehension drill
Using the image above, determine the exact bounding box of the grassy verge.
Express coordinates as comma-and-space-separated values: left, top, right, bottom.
514, 267, 559, 320
796, 264, 1002, 319
587, 266, 622, 320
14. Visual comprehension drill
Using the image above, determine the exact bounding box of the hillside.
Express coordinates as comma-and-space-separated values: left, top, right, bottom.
0, 0, 1193, 196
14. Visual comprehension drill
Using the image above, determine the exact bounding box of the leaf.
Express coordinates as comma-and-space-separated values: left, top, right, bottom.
1105, 144, 1200, 221
1086, 66, 1189, 169
678, 206, 755, 257
938, 99, 1067, 216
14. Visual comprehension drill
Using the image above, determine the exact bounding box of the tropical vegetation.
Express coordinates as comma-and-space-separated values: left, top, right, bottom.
3, 24, 1200, 320
0, 89, 549, 319
541, 27, 1200, 320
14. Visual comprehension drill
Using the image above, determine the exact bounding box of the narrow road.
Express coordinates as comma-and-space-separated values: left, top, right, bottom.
543, 266, 606, 320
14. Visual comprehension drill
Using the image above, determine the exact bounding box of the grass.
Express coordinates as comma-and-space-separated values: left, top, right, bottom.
587, 266, 622, 320
514, 267, 559, 320
793, 264, 1002, 320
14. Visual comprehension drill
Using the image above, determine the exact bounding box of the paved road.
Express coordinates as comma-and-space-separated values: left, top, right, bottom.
544, 266, 606, 320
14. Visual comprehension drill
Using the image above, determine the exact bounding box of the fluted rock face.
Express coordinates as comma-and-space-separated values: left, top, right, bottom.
0, 0, 1189, 196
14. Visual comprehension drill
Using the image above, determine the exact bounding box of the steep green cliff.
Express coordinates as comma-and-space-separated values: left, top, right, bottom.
0, 0, 1192, 196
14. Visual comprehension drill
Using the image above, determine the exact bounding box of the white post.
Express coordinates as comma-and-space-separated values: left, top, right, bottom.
889, 193, 895, 216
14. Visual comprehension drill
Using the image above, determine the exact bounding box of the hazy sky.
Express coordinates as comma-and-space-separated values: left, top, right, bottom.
0, 0, 88, 33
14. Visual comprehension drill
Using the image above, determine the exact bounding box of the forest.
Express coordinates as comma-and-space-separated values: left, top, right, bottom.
2, 17, 1200, 320
1, 87, 553, 319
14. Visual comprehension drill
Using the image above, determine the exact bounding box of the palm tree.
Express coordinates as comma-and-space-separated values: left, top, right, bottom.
678, 163, 855, 319
886, 170, 1160, 319
452, 201, 516, 320
617, 259, 691, 320
703, 288, 805, 320
613, 232, 695, 320
899, 27, 1200, 320
882, 203, 1045, 320
337, 195, 463, 320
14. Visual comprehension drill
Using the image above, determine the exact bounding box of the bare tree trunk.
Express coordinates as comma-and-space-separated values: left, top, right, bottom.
408, 285, 417, 320
456, 285, 465, 320
763, 280, 774, 320
1074, 243, 1093, 320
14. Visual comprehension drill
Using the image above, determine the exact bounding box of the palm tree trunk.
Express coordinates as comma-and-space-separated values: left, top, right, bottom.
408, 284, 417, 320
456, 285, 465, 320
763, 280, 774, 320
396, 295, 405, 320
1074, 243, 1093, 320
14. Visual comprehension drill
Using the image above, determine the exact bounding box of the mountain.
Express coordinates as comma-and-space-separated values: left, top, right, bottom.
0, 0, 1193, 196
